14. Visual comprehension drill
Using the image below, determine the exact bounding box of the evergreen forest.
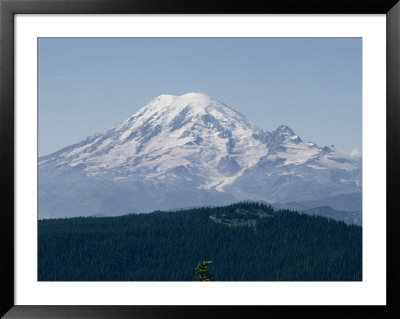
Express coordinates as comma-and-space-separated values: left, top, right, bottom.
38, 202, 362, 281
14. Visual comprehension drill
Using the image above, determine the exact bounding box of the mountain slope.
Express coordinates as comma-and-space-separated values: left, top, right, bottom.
274, 192, 362, 212
39, 93, 362, 218
38, 202, 362, 281
303, 206, 362, 225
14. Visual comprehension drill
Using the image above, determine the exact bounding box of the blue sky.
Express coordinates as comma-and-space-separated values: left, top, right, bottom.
38, 38, 361, 156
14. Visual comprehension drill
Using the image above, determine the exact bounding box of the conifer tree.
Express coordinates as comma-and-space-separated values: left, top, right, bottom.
195, 260, 214, 281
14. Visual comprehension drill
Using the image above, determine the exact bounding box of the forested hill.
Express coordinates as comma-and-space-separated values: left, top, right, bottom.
38, 202, 362, 281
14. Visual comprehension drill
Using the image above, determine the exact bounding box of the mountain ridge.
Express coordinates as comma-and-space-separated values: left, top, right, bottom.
39, 202, 362, 281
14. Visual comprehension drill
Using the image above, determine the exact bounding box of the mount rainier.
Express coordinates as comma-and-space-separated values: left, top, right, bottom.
39, 93, 361, 218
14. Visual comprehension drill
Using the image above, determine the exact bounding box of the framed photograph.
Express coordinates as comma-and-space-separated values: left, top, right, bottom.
1, 0, 399, 318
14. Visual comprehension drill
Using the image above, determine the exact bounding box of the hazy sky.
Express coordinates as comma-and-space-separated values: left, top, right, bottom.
38, 38, 361, 156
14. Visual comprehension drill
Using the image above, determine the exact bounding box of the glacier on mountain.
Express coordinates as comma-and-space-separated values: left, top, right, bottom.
38, 93, 361, 218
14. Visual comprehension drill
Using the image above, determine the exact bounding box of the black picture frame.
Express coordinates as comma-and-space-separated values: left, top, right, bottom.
1, 0, 399, 318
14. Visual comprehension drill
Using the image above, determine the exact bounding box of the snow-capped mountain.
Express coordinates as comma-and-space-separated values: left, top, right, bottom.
38, 93, 361, 218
